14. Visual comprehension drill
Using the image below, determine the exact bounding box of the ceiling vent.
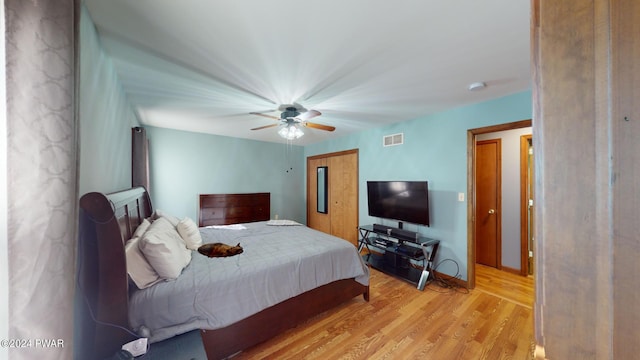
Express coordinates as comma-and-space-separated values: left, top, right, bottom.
383, 133, 404, 147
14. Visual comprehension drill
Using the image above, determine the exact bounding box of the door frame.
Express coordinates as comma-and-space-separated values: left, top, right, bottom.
520, 134, 534, 276
467, 119, 531, 289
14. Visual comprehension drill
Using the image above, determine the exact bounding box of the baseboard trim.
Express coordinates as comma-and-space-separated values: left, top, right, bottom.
534, 344, 546, 359
432, 270, 468, 289
501, 265, 525, 276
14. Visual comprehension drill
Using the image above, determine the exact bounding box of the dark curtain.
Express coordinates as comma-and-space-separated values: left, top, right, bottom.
132, 126, 150, 192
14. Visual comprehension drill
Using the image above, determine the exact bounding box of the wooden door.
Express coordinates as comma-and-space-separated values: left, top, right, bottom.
328, 152, 358, 246
306, 150, 359, 246
307, 157, 330, 234
475, 139, 501, 268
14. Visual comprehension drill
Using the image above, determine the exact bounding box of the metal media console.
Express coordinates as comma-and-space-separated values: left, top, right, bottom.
358, 224, 440, 290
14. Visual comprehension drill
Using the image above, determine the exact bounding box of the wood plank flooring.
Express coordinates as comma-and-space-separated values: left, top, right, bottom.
474, 264, 534, 308
233, 265, 535, 359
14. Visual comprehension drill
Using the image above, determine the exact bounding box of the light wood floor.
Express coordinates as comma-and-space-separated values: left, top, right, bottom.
233, 264, 535, 360
474, 264, 534, 308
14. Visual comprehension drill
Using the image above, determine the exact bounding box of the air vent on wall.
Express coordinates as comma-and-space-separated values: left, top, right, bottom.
383, 133, 404, 147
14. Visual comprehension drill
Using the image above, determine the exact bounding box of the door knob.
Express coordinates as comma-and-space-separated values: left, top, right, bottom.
488, 209, 495, 214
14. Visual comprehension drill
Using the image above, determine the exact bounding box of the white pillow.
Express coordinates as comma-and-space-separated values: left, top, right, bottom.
132, 218, 152, 239
153, 209, 180, 227
125, 237, 162, 289
139, 217, 192, 279
176, 217, 203, 250
265, 219, 302, 226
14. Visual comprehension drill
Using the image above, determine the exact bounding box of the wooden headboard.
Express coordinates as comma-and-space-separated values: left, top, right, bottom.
78, 187, 153, 359
198, 192, 270, 226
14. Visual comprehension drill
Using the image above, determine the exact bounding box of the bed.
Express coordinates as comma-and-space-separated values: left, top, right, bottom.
78, 187, 369, 359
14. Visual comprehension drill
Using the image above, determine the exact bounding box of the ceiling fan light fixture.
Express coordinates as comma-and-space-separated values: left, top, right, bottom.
278, 124, 304, 140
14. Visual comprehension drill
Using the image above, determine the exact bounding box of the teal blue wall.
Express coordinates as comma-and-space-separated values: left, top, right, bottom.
77, 8, 142, 356
146, 127, 305, 223
305, 91, 532, 280
79, 6, 140, 195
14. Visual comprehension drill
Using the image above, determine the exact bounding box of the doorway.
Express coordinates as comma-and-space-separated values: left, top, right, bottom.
467, 119, 532, 289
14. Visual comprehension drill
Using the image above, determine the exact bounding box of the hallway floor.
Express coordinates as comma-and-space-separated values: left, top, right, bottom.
474, 263, 534, 308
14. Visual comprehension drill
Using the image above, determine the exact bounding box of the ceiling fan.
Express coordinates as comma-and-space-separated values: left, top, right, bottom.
250, 104, 335, 140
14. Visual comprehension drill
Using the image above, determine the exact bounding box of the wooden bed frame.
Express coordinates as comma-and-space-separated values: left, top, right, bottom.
78, 187, 369, 359
198, 192, 270, 226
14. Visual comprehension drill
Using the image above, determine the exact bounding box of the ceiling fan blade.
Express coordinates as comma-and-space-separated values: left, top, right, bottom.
296, 109, 321, 121
250, 112, 280, 121
304, 122, 335, 132
251, 123, 280, 131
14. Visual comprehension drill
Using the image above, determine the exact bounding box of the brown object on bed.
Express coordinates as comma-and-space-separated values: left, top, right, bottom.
78, 187, 369, 360
197, 242, 244, 257
198, 192, 270, 226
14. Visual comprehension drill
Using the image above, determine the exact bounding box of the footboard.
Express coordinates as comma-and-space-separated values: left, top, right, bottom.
200, 279, 369, 359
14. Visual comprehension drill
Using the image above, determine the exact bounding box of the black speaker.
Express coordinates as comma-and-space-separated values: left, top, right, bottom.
390, 228, 419, 242
373, 223, 393, 234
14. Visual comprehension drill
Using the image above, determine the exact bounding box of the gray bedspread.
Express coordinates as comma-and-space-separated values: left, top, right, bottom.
128, 221, 370, 342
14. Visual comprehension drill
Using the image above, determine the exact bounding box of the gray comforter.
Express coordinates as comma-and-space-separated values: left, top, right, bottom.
128, 221, 370, 342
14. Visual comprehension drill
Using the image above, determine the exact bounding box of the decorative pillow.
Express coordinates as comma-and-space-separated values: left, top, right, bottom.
139, 217, 192, 279
176, 217, 203, 250
125, 237, 162, 289
153, 209, 180, 227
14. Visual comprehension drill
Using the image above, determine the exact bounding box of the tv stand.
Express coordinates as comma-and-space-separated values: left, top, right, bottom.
358, 225, 440, 290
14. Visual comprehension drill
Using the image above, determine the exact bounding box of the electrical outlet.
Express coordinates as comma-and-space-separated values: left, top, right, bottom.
458, 193, 465, 202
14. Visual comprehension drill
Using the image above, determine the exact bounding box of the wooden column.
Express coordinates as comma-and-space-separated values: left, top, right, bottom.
611, 0, 640, 358
532, 0, 639, 358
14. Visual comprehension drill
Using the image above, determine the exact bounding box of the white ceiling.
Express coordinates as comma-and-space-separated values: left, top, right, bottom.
84, 0, 531, 145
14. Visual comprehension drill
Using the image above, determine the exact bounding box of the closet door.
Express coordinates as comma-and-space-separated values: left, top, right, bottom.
306, 150, 359, 246
328, 152, 358, 246
307, 157, 330, 233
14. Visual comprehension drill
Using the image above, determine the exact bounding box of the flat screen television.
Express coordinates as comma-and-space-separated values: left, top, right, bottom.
367, 181, 430, 227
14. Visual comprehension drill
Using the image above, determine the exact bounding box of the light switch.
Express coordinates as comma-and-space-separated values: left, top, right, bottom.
458, 193, 465, 202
